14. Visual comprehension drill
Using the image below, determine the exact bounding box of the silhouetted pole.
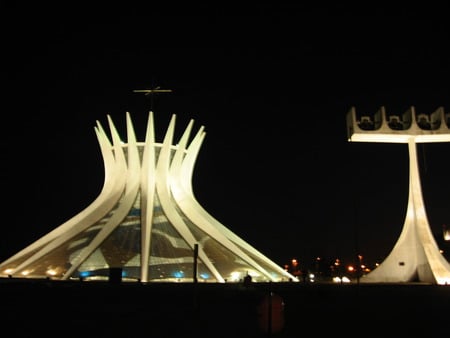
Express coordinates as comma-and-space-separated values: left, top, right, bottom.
267, 290, 273, 337
193, 244, 199, 313
352, 165, 361, 286
193, 243, 198, 283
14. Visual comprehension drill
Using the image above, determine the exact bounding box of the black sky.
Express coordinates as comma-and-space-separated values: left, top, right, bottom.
2, 4, 449, 269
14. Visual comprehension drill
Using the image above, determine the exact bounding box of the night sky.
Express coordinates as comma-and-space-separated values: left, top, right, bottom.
2, 4, 449, 270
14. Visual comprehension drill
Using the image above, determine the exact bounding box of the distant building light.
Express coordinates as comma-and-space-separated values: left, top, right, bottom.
46, 269, 58, 276
443, 225, 450, 241
332, 276, 351, 283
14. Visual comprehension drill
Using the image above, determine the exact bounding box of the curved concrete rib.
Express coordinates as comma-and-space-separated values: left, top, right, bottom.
140, 111, 156, 282
63, 113, 141, 278
172, 123, 296, 281
0, 118, 126, 273
156, 115, 225, 282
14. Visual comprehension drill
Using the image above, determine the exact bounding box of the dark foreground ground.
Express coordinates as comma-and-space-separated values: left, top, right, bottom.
1, 278, 449, 338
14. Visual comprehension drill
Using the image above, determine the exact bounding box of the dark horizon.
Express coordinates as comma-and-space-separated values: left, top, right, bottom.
1, 277, 450, 337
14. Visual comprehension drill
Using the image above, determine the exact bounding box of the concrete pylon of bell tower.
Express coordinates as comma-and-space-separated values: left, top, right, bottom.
347, 106, 450, 285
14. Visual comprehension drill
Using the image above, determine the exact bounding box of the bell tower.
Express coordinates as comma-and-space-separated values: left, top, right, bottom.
347, 106, 450, 284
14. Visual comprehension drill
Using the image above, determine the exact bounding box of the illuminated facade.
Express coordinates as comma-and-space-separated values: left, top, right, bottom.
0, 112, 298, 283
347, 106, 450, 285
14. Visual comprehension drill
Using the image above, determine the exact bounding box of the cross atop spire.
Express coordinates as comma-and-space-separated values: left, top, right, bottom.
133, 86, 173, 110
